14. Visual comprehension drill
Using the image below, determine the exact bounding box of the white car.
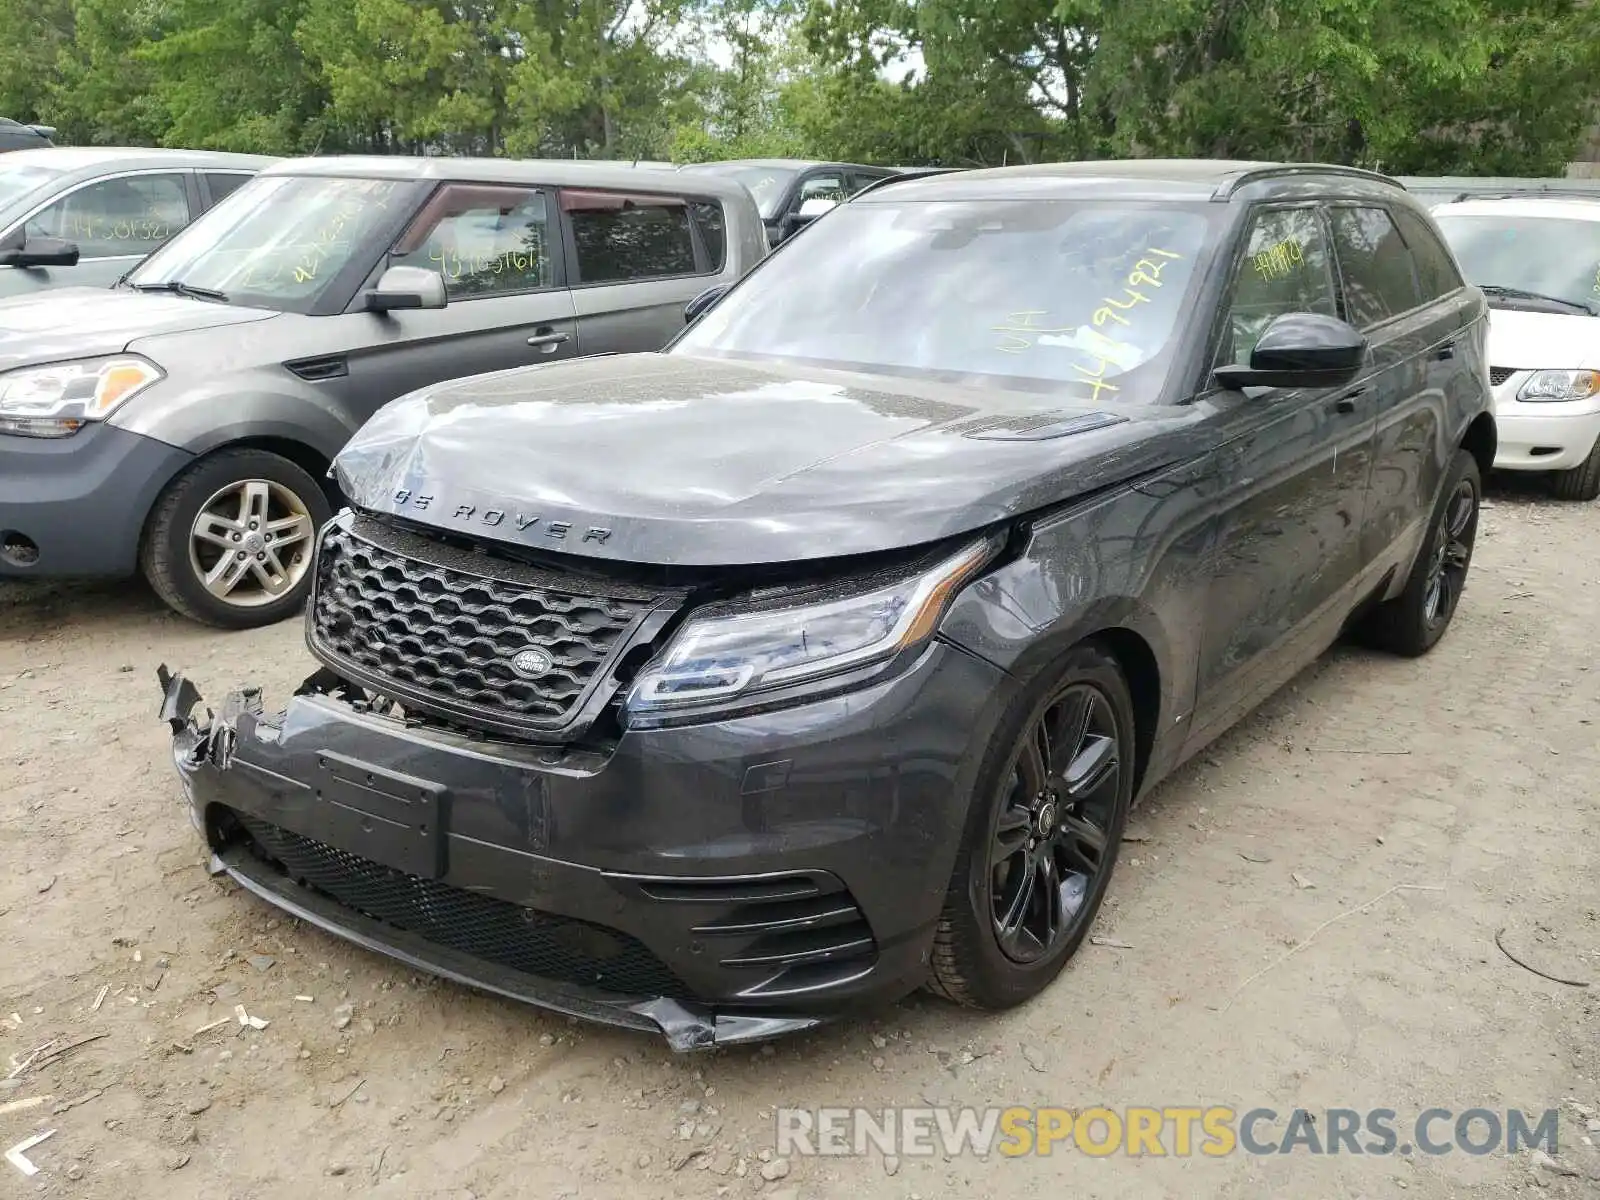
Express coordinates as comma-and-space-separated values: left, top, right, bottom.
1433, 197, 1600, 500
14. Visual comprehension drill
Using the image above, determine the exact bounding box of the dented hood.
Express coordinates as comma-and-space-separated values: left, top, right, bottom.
334, 352, 1203, 565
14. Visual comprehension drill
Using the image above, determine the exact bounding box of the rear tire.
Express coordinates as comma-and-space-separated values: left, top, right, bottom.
140, 447, 330, 630
1360, 448, 1480, 657
1550, 436, 1600, 502
926, 641, 1136, 1010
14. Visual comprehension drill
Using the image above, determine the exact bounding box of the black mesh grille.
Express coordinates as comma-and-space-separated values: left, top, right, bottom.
309, 516, 662, 734
233, 812, 695, 1000
1489, 366, 1518, 386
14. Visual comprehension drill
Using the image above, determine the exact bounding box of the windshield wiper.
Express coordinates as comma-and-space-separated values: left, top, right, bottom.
1479, 285, 1599, 317
130, 279, 230, 303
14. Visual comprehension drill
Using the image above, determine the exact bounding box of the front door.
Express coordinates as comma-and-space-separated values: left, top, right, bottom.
332, 182, 580, 424
1187, 204, 1376, 741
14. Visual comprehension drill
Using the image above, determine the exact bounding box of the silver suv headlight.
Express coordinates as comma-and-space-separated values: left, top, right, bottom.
0, 355, 164, 438
1516, 368, 1599, 403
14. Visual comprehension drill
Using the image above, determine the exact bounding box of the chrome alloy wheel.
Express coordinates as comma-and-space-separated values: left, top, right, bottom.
186, 478, 315, 608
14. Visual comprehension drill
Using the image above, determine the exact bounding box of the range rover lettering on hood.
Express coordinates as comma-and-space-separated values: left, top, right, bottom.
333, 353, 1202, 566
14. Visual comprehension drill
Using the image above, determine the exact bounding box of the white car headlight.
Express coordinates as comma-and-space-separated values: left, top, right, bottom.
0, 355, 164, 438
1516, 369, 1600, 403
623, 538, 997, 726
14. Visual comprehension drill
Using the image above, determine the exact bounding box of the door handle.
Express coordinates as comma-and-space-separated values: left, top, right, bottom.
1435, 341, 1457, 361
527, 330, 570, 352
1330, 387, 1369, 415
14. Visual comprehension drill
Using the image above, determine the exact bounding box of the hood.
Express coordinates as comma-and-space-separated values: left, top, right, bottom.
0, 287, 276, 372
335, 353, 1203, 566
1486, 307, 1600, 372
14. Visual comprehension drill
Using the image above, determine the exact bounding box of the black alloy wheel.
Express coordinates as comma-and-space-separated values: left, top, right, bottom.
1360, 447, 1480, 658
1421, 477, 1476, 632
928, 641, 1136, 1009
990, 683, 1122, 964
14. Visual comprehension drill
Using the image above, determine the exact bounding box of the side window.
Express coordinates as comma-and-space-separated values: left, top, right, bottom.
796, 173, 847, 208
1215, 207, 1339, 368
1328, 206, 1424, 327
688, 200, 726, 273
846, 171, 886, 196
204, 173, 252, 205
26, 173, 192, 258
390, 184, 553, 299
1391, 208, 1464, 302
564, 190, 698, 283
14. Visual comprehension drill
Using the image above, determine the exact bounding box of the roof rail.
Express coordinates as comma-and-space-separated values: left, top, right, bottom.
1213, 163, 1403, 199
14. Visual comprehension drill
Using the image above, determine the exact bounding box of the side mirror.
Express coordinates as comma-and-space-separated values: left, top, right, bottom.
363, 265, 447, 313
0, 236, 81, 269
796, 196, 839, 222
684, 284, 729, 324
1214, 312, 1367, 391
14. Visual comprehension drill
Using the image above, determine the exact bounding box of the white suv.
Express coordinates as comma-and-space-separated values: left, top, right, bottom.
1433, 196, 1600, 500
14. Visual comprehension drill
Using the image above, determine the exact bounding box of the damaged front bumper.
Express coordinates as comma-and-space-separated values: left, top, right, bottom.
156, 647, 1009, 1050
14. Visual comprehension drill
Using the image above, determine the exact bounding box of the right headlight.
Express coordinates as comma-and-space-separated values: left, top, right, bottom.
622, 537, 998, 727
1516, 369, 1600, 403
0, 355, 164, 437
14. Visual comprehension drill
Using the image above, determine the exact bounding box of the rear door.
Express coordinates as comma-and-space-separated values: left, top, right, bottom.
562, 187, 728, 354
0, 168, 197, 295
333, 181, 580, 423
1325, 203, 1461, 575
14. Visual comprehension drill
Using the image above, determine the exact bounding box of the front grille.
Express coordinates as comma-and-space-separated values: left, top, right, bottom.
1489, 366, 1518, 386
232, 812, 695, 1000
309, 515, 671, 737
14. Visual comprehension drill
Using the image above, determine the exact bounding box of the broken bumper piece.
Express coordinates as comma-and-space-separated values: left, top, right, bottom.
154, 659, 987, 1050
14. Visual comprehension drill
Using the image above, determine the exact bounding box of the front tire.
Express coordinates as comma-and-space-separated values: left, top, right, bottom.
1360, 448, 1480, 657
927, 642, 1136, 1010
140, 447, 331, 629
1550, 435, 1600, 502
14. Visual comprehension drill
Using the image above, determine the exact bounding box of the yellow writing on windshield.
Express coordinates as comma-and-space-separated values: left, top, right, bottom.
1092, 247, 1182, 329
1071, 354, 1120, 403
1252, 237, 1304, 282
993, 310, 1077, 354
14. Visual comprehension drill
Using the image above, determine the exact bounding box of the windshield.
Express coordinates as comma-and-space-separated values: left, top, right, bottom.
683, 164, 798, 219
0, 163, 62, 220
1435, 213, 1600, 313
126, 175, 416, 313
674, 199, 1218, 400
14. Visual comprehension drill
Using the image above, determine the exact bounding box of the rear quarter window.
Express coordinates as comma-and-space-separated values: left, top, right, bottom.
563, 190, 700, 283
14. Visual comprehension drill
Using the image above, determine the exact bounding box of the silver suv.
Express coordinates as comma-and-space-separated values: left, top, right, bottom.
0, 156, 766, 627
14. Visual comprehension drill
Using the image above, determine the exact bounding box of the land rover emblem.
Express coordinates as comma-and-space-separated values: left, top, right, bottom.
510, 649, 554, 679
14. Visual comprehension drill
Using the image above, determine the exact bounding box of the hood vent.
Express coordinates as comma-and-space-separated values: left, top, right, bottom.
962, 411, 1128, 442
287, 354, 349, 382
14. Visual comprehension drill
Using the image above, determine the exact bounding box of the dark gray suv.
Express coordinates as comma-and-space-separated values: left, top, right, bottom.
162, 160, 1494, 1049
0, 156, 765, 626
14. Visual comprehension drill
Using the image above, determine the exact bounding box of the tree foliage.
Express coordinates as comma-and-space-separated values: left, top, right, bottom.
0, 0, 1594, 173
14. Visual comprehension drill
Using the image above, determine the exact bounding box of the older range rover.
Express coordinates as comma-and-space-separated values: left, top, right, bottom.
0, 157, 765, 627
162, 160, 1494, 1048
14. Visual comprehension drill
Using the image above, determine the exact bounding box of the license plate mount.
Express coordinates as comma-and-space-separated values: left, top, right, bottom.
313, 751, 448, 878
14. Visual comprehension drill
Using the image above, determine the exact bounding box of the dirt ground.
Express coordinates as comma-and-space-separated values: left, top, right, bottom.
2, 481, 1597, 1200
